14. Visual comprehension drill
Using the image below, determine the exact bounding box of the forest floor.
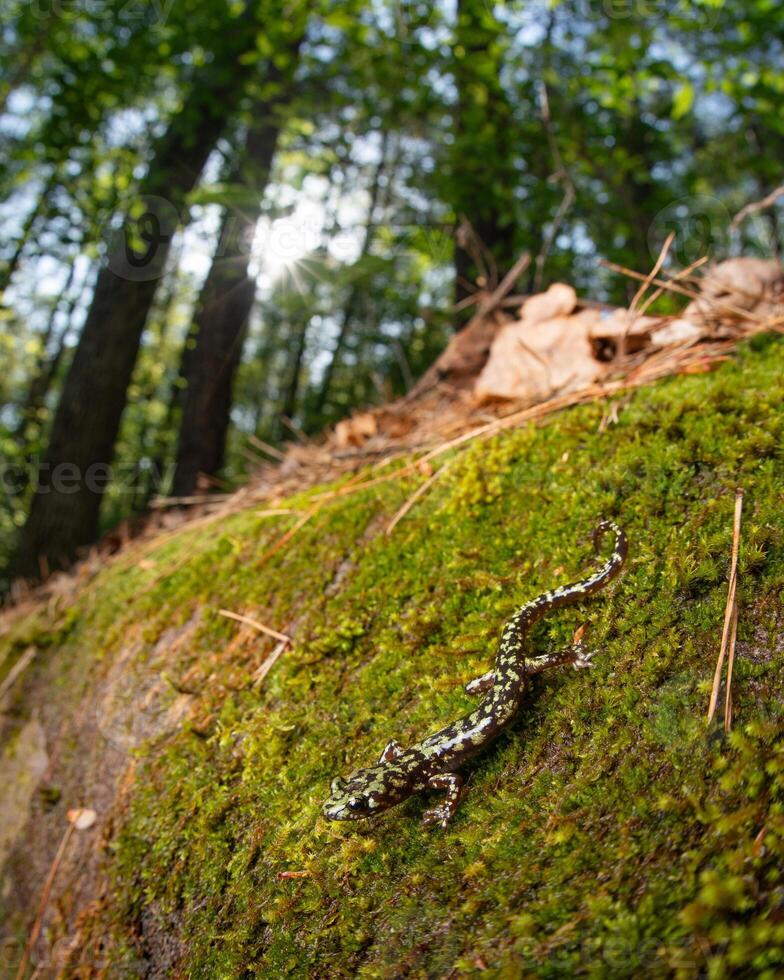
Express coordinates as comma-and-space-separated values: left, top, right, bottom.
2, 330, 784, 977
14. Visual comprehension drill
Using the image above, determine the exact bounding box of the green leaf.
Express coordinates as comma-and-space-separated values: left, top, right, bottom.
672, 81, 695, 119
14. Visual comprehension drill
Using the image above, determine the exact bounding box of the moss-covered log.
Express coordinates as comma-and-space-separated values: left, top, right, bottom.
2, 336, 784, 978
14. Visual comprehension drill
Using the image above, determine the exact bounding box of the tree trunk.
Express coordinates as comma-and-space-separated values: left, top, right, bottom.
13, 260, 79, 445
280, 317, 311, 425
0, 169, 57, 296
311, 130, 390, 420
171, 84, 294, 497
13, 41, 258, 578
451, 0, 517, 316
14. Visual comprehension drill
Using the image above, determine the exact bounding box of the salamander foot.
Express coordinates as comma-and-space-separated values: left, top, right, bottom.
422, 773, 465, 828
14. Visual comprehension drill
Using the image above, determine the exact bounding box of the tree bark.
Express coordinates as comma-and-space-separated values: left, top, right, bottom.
12, 36, 259, 578
171, 80, 294, 497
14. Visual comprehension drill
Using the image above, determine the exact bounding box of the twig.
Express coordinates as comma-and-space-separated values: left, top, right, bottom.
248, 434, 286, 461
707, 489, 744, 726
149, 494, 232, 509
217, 609, 291, 644
456, 216, 498, 292
473, 251, 532, 324
616, 232, 676, 357
601, 259, 765, 325
629, 232, 676, 317
279, 415, 312, 444
731, 183, 784, 231
634, 255, 709, 322
15, 809, 96, 980
16, 824, 75, 980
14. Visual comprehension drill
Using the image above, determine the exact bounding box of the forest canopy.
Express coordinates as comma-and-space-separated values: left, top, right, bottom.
1, 0, 782, 587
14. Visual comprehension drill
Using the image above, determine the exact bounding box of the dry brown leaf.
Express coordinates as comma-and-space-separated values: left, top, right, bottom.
334, 411, 378, 448
518, 282, 577, 324
475, 308, 602, 404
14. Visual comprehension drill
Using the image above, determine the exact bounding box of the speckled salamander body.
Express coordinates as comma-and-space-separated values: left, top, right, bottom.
323, 520, 628, 828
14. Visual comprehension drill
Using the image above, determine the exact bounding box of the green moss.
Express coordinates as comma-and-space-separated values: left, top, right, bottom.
6, 338, 784, 978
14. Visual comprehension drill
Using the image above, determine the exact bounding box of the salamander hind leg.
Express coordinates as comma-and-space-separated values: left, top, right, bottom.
571, 645, 596, 670
465, 671, 495, 695
379, 740, 403, 763
422, 773, 465, 828
525, 640, 596, 675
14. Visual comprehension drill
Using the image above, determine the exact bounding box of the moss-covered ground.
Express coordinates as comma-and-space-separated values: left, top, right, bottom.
3, 335, 784, 978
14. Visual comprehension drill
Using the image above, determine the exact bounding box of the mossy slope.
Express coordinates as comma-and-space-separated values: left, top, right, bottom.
4, 336, 784, 978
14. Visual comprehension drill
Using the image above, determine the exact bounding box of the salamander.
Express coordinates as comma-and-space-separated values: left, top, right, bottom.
323, 519, 628, 828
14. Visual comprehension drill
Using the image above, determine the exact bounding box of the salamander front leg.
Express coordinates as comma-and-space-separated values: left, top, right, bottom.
465, 671, 494, 695
379, 740, 403, 763
422, 773, 465, 828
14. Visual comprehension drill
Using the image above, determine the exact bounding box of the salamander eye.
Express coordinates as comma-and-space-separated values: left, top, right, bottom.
347, 799, 364, 811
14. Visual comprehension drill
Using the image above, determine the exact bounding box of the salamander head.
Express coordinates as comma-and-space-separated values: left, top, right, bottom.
323, 766, 411, 821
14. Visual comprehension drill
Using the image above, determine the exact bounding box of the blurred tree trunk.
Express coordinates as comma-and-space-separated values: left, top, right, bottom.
280, 317, 311, 424
171, 55, 300, 497
12, 31, 261, 579
13, 260, 79, 445
0, 169, 57, 296
311, 130, 390, 421
451, 0, 517, 316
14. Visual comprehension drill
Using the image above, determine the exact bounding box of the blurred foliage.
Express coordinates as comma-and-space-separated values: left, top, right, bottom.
1, 0, 783, 584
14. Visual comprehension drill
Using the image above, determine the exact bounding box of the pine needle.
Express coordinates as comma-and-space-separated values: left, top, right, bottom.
217, 608, 291, 644
385, 462, 451, 535
254, 504, 321, 568
707, 489, 744, 726
723, 603, 739, 733
253, 640, 290, 687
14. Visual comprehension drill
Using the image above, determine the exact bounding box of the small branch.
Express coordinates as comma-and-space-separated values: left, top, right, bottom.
217, 609, 291, 645
248, 434, 286, 461
149, 494, 233, 509
707, 489, 744, 726
628, 232, 676, 318
634, 255, 710, 322
731, 183, 784, 232
472, 251, 532, 324
615, 232, 677, 358
279, 415, 312, 444
600, 259, 765, 324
